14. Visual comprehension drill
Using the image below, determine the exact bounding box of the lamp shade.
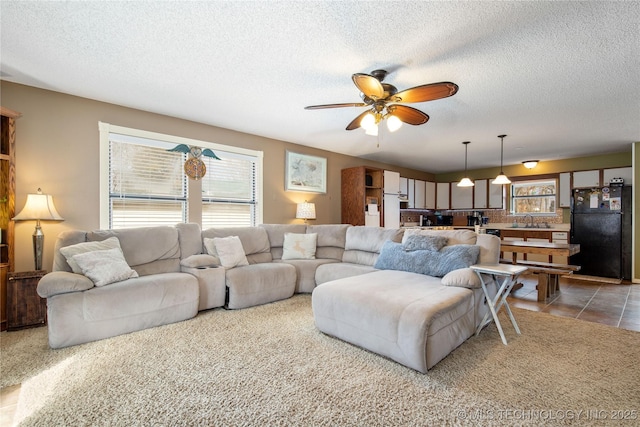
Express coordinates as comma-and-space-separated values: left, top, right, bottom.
296, 201, 316, 220
492, 174, 512, 185
13, 189, 64, 221
457, 177, 474, 187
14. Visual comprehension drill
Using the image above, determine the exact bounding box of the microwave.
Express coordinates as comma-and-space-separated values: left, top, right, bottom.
435, 215, 453, 226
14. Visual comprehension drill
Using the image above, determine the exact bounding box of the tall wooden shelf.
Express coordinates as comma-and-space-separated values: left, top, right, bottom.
341, 166, 383, 226
1, 106, 20, 331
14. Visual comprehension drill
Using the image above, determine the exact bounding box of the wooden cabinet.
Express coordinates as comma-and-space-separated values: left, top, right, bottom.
341, 166, 382, 226
436, 182, 450, 210
414, 180, 426, 209
1, 107, 19, 331
7, 270, 47, 330
451, 184, 473, 209
573, 170, 600, 188
425, 181, 436, 209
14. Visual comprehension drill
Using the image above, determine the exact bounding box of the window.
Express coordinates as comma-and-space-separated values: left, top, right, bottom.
99, 123, 263, 229
510, 179, 557, 215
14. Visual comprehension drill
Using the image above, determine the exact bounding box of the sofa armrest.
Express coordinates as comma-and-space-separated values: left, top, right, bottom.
37, 271, 95, 298
180, 254, 219, 269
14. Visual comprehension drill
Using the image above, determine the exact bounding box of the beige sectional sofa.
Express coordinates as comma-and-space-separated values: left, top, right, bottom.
37, 223, 500, 372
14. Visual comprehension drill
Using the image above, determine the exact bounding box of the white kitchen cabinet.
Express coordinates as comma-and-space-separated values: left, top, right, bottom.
450, 184, 473, 209
414, 180, 426, 209
425, 181, 436, 209
488, 183, 504, 209
407, 178, 415, 208
473, 179, 488, 209
603, 167, 632, 186
559, 172, 571, 208
399, 177, 408, 198
572, 170, 600, 188
383, 170, 400, 193
436, 182, 450, 210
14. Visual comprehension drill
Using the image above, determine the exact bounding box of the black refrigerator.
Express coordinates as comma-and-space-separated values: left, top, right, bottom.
570, 184, 631, 279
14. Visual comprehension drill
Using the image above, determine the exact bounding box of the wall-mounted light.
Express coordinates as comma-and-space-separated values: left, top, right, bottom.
522, 160, 539, 169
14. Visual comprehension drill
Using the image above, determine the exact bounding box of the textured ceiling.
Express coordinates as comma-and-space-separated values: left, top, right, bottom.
1, 1, 639, 173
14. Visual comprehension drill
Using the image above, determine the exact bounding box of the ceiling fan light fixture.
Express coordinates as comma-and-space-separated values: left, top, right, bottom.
457, 141, 475, 187
360, 112, 376, 130
522, 160, 539, 169
492, 134, 511, 185
365, 125, 378, 136
386, 114, 403, 132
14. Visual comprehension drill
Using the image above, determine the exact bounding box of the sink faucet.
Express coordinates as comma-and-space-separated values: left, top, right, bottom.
524, 214, 534, 228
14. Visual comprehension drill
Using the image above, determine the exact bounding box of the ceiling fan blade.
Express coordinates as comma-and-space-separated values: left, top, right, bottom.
346, 110, 371, 130
304, 102, 367, 110
391, 82, 459, 103
389, 105, 429, 125
352, 73, 384, 100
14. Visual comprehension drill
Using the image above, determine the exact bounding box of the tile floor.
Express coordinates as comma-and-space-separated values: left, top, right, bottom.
2, 275, 639, 426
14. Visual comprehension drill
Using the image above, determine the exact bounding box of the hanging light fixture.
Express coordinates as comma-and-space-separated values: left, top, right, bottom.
359, 105, 403, 135
492, 134, 511, 185
457, 141, 474, 187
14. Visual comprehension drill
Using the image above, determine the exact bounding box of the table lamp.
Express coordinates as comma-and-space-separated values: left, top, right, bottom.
13, 188, 64, 270
296, 201, 316, 223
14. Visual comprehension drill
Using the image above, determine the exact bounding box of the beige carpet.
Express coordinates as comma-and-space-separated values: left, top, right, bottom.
2, 295, 639, 426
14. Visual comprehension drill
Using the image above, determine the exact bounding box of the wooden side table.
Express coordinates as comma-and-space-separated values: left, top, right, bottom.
7, 270, 47, 330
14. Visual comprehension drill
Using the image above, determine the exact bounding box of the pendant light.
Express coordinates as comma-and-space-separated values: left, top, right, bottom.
457, 141, 474, 187
492, 134, 511, 185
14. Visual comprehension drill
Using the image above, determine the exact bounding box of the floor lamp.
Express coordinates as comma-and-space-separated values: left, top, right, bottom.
13, 188, 64, 271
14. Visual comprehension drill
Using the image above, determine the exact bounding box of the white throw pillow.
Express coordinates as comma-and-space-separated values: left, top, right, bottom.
441, 268, 482, 289
210, 236, 249, 268
282, 233, 317, 260
59, 236, 122, 274
71, 247, 139, 287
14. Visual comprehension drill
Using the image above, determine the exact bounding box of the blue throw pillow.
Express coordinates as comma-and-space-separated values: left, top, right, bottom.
374, 241, 480, 277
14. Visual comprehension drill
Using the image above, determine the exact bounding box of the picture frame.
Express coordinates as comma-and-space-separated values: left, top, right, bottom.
285, 151, 327, 193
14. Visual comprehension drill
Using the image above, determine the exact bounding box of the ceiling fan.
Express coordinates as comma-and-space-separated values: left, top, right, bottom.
305, 69, 459, 133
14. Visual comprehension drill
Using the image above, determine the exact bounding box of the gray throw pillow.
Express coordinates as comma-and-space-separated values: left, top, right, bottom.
402, 234, 448, 252
374, 241, 480, 277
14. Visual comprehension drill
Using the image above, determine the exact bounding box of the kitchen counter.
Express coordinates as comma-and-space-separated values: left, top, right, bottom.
400, 223, 570, 232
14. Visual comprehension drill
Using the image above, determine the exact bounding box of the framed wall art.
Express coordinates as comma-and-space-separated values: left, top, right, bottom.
285, 151, 327, 193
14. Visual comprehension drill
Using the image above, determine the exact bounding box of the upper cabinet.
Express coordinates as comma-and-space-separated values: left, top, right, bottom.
383, 170, 400, 194
414, 180, 426, 209
559, 172, 571, 207
425, 181, 436, 209
450, 184, 473, 209
603, 167, 632, 186
407, 178, 415, 208
488, 183, 504, 209
399, 177, 408, 199
572, 170, 600, 188
473, 179, 488, 209
436, 182, 450, 210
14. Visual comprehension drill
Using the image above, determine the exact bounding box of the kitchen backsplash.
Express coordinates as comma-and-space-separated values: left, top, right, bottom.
400, 208, 565, 226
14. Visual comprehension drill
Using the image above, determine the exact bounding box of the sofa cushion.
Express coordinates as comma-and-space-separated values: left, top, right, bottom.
342, 226, 403, 266
306, 224, 350, 260
205, 236, 249, 268
87, 226, 182, 276
180, 254, 219, 268
72, 247, 139, 286
374, 241, 480, 277
225, 263, 296, 309
59, 236, 122, 274
282, 232, 317, 260
202, 227, 272, 264
315, 262, 377, 285
276, 258, 338, 293
441, 267, 482, 289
